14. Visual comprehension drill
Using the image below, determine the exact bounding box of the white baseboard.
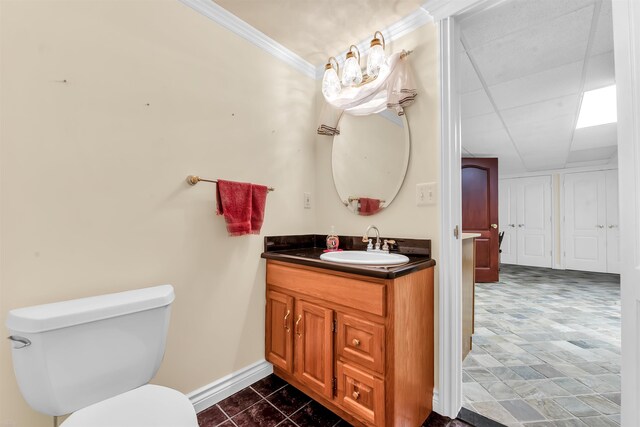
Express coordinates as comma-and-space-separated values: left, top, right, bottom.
432, 389, 440, 414
187, 360, 273, 413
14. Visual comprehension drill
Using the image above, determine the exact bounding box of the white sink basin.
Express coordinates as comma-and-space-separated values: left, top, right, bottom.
320, 251, 410, 266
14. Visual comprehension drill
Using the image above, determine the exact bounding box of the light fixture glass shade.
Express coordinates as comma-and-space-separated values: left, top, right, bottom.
341, 55, 363, 87
367, 43, 387, 77
322, 67, 341, 99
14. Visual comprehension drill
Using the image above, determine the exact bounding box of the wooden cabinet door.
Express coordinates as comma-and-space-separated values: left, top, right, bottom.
462, 157, 499, 282
266, 290, 294, 373
294, 300, 334, 398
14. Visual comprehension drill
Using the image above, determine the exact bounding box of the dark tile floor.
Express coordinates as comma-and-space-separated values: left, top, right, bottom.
197, 375, 474, 427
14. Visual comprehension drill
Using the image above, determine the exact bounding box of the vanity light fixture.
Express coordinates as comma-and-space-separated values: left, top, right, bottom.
341, 45, 363, 87
321, 31, 390, 100
366, 31, 387, 78
322, 57, 341, 100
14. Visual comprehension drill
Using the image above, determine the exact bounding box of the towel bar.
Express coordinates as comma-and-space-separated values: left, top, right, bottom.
186, 175, 275, 192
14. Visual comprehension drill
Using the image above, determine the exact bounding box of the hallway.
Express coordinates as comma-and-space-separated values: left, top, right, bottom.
462, 265, 620, 426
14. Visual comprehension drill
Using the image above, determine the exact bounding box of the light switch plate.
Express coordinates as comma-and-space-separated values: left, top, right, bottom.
303, 192, 311, 209
416, 182, 436, 206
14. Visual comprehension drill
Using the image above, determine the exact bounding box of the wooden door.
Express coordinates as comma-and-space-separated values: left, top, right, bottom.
564, 171, 607, 272
462, 158, 499, 282
295, 300, 334, 398
499, 179, 517, 264
266, 290, 294, 373
516, 176, 552, 268
605, 170, 620, 274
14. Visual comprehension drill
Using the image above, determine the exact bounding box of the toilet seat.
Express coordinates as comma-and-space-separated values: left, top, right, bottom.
61, 384, 198, 427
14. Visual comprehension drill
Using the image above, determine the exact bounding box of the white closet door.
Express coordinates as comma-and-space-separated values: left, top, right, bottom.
564, 171, 607, 272
516, 176, 553, 268
606, 170, 621, 274
499, 179, 517, 264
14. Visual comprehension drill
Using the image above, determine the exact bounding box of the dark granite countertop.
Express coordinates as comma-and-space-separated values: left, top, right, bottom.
261, 235, 436, 279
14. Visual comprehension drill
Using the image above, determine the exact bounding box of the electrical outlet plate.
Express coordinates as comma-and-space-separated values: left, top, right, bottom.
416, 182, 436, 206
303, 192, 311, 209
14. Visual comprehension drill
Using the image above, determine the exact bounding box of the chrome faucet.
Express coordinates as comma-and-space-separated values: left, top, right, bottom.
363, 225, 381, 251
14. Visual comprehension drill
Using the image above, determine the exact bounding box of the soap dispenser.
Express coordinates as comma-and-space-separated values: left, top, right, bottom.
326, 226, 340, 251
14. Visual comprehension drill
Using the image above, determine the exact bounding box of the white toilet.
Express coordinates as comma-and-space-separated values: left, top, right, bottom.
6, 284, 198, 427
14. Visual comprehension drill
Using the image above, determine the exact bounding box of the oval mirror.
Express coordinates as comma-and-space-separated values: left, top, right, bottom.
331, 111, 410, 215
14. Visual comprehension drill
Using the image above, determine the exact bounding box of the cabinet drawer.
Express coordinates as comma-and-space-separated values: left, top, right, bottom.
267, 262, 386, 316
337, 361, 385, 427
337, 313, 384, 374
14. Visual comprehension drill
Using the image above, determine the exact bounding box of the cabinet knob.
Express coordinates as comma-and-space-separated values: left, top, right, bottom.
491, 224, 498, 229
508, 224, 515, 228
352, 391, 360, 400
352, 338, 361, 347
609, 225, 618, 229
518, 224, 524, 228
596, 225, 605, 229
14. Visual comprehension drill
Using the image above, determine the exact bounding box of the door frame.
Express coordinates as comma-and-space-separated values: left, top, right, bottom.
434, 1, 640, 423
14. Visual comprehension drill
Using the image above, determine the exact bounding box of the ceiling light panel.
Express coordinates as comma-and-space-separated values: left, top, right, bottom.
576, 85, 617, 129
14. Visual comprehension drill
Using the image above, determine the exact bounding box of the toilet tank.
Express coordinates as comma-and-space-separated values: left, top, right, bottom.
6, 285, 175, 416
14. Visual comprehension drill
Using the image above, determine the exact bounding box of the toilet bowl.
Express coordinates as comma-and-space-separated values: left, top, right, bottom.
6, 285, 198, 426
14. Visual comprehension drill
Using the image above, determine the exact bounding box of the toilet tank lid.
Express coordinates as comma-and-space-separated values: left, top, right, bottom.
6, 285, 175, 333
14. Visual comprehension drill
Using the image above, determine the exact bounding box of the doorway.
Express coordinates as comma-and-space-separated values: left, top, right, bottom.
434, 0, 639, 425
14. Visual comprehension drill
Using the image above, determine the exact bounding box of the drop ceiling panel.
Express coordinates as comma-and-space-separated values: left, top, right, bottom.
584, 51, 615, 91
500, 94, 579, 129
462, 112, 505, 135
571, 123, 617, 150
508, 115, 575, 153
567, 146, 617, 163
461, 126, 513, 154
466, 5, 594, 87
524, 153, 569, 171
459, 52, 483, 93
499, 153, 528, 174
591, 0, 613, 56
488, 60, 583, 110
459, 0, 594, 50
461, 88, 495, 118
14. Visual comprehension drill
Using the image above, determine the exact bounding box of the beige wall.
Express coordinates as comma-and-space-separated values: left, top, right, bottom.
314, 24, 442, 388
0, 1, 318, 426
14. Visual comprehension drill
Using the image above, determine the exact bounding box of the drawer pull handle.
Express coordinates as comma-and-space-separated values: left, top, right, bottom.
284, 310, 291, 332
295, 315, 302, 338
352, 391, 360, 400
352, 338, 361, 347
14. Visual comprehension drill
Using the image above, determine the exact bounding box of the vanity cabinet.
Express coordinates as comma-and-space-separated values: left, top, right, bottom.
264, 259, 434, 427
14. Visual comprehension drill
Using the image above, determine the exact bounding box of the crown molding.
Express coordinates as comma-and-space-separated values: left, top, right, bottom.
178, 0, 433, 81
315, 7, 434, 79
177, 0, 317, 79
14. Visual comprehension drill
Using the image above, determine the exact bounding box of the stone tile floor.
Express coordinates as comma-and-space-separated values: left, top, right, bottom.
462, 264, 621, 427
197, 374, 471, 427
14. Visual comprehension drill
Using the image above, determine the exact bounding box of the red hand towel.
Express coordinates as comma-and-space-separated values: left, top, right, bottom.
359, 198, 381, 216
216, 180, 252, 236
250, 184, 268, 234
